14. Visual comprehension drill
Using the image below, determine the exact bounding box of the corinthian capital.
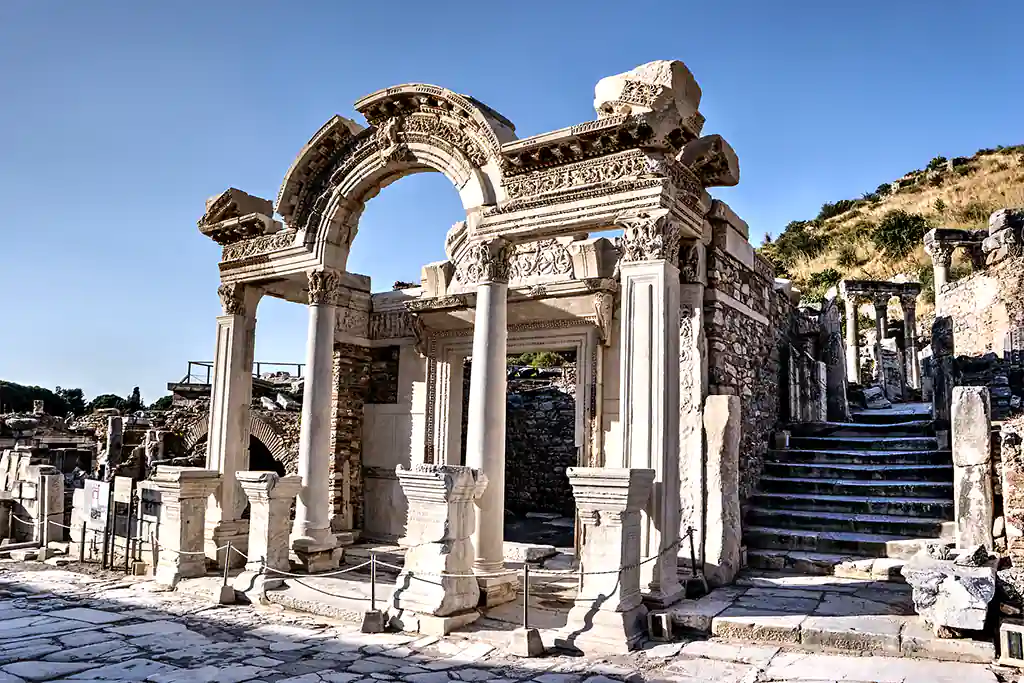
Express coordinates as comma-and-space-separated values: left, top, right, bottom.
616, 210, 681, 264
217, 283, 247, 316
458, 238, 512, 285
307, 268, 343, 305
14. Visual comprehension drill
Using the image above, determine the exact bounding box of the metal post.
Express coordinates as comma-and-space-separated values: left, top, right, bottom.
370, 552, 377, 613
101, 484, 114, 570
124, 481, 135, 575
223, 542, 232, 586
688, 526, 697, 578
78, 523, 86, 563
522, 564, 530, 630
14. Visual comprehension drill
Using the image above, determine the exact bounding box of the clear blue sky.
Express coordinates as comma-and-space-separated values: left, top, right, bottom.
1, 1, 1020, 404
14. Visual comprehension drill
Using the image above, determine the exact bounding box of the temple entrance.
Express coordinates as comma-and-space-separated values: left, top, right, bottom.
459, 350, 579, 549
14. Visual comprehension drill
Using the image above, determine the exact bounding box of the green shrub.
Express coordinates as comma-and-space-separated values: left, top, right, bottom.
765, 220, 829, 267
953, 200, 993, 224
934, 198, 947, 214
150, 395, 173, 411
836, 243, 863, 268
871, 210, 930, 259
817, 199, 857, 221
927, 156, 948, 170
507, 351, 570, 368
875, 183, 891, 196
956, 165, 973, 176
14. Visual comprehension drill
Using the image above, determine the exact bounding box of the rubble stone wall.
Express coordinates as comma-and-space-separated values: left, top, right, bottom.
705, 247, 793, 500
940, 256, 1024, 357
331, 343, 370, 530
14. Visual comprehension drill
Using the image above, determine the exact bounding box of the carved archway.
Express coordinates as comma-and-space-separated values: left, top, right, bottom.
274, 84, 518, 269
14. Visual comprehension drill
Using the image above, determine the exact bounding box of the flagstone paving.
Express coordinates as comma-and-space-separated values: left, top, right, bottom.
0, 565, 1007, 682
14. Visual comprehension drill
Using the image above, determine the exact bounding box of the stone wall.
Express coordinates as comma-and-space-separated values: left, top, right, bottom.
705, 246, 792, 501
939, 255, 1024, 357
330, 342, 370, 531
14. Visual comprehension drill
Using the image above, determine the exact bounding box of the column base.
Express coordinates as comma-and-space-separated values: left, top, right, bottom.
207, 519, 249, 569
477, 572, 518, 607
642, 583, 685, 610
291, 538, 342, 573
556, 603, 649, 655
232, 570, 282, 604
389, 608, 480, 636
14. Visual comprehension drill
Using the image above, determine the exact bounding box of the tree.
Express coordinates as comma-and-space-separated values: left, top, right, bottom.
150, 395, 173, 411
55, 387, 86, 416
871, 210, 930, 260
126, 387, 143, 413
87, 394, 127, 412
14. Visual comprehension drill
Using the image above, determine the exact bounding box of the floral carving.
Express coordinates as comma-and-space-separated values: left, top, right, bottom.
616, 211, 682, 264
508, 239, 573, 280
504, 153, 649, 199
307, 269, 343, 306
679, 241, 703, 283
619, 80, 662, 107
592, 292, 613, 345
221, 230, 297, 262
217, 284, 246, 316
455, 238, 512, 284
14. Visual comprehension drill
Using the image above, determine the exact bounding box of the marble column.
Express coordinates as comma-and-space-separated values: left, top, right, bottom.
844, 296, 860, 382
292, 269, 343, 571
616, 210, 684, 609
901, 293, 921, 391
872, 295, 890, 383
205, 282, 261, 568
462, 238, 517, 607
926, 240, 954, 300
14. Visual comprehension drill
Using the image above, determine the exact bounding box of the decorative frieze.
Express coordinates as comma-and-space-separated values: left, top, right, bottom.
507, 239, 572, 280
307, 269, 343, 306
504, 152, 649, 199
369, 311, 417, 339
221, 230, 297, 262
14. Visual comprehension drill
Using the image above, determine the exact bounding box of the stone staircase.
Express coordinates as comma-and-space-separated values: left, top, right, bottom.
744, 403, 954, 574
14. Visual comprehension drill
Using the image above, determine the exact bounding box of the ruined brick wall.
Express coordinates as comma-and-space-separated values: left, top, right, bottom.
940, 256, 1024, 357
706, 248, 793, 500
330, 343, 370, 531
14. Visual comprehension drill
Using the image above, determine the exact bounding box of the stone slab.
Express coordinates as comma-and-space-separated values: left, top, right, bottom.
711, 608, 806, 644
761, 651, 998, 683
49, 608, 127, 625
668, 587, 743, 632
801, 614, 903, 654
900, 619, 996, 663
661, 656, 757, 683
677, 640, 780, 667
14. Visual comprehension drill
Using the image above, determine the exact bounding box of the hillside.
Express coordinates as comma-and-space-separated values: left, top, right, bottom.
759, 145, 1024, 320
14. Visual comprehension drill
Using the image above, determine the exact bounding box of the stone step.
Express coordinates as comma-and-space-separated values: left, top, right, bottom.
746, 507, 949, 537
749, 492, 954, 517
759, 476, 953, 498
743, 526, 940, 558
790, 435, 938, 451
850, 406, 932, 425
762, 462, 952, 482
745, 549, 873, 575
790, 420, 935, 438
767, 448, 951, 465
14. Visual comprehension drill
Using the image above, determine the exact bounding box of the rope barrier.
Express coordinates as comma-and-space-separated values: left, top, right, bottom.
262, 559, 372, 579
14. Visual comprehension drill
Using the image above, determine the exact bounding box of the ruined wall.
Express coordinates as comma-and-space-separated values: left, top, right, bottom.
939, 255, 1024, 357
705, 239, 792, 501
330, 343, 370, 531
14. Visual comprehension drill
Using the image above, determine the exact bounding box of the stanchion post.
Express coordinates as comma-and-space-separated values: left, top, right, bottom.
688, 527, 697, 578
522, 564, 530, 630
370, 551, 377, 613
78, 523, 86, 564
361, 550, 384, 634
217, 542, 235, 605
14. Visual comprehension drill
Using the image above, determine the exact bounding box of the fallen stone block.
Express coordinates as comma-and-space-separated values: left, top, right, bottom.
902, 550, 996, 635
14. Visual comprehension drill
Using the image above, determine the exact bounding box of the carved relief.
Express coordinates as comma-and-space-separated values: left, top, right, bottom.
504, 153, 649, 199
307, 269, 343, 306
617, 211, 682, 264
455, 238, 512, 285
508, 239, 573, 280
335, 306, 370, 337
217, 283, 246, 316
678, 241, 704, 283
369, 311, 417, 339
406, 295, 469, 312
593, 292, 614, 345
221, 230, 297, 262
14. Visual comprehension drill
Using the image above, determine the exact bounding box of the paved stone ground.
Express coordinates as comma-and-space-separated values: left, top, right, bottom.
0, 564, 1008, 682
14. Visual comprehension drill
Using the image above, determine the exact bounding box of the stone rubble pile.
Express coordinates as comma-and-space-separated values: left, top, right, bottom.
902, 544, 996, 636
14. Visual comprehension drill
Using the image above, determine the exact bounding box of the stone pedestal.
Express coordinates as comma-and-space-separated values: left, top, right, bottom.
844, 296, 860, 382
151, 467, 221, 587
932, 317, 955, 449
233, 471, 302, 599
702, 395, 741, 587
879, 338, 906, 402
462, 239, 517, 607
206, 284, 260, 568
557, 467, 655, 655
104, 416, 122, 473
391, 465, 488, 635
820, 296, 850, 421
292, 270, 342, 570
952, 387, 993, 549
618, 254, 684, 608
901, 294, 921, 391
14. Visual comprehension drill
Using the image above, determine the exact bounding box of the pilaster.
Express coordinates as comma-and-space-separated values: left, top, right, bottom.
234, 471, 302, 599
616, 210, 684, 609
152, 467, 221, 587
900, 293, 921, 391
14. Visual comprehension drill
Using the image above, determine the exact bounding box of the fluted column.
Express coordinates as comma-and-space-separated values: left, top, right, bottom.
844, 296, 860, 382
462, 238, 516, 607
901, 293, 921, 390
292, 269, 342, 561
616, 210, 684, 609
205, 282, 261, 568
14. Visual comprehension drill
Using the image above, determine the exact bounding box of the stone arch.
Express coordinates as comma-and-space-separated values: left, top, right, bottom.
183, 413, 290, 465
274, 84, 517, 265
